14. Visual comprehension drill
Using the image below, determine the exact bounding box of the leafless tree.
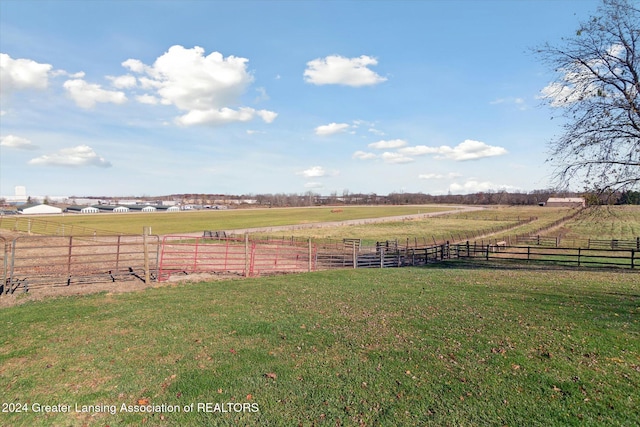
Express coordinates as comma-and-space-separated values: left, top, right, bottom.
536, 0, 639, 192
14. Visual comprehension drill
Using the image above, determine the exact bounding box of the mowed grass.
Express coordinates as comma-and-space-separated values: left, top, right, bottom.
1, 267, 638, 426
1, 205, 450, 236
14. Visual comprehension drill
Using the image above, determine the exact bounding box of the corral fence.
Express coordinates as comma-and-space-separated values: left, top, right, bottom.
2, 232, 638, 296
157, 235, 316, 281
0, 215, 118, 237
450, 242, 638, 269
2, 234, 160, 295
514, 235, 640, 249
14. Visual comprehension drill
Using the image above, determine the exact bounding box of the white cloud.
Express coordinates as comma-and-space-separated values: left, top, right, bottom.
381, 152, 413, 164
107, 74, 137, 89
449, 180, 519, 194
304, 55, 387, 87
28, 145, 112, 168
176, 107, 277, 126
136, 94, 160, 105
368, 139, 407, 149
63, 79, 127, 108
0, 135, 39, 150
315, 122, 350, 136
418, 172, 462, 180
400, 140, 507, 161
299, 166, 327, 178
352, 150, 377, 160
538, 43, 627, 108
121, 58, 147, 73
0, 53, 52, 96
398, 145, 439, 156
123, 45, 277, 126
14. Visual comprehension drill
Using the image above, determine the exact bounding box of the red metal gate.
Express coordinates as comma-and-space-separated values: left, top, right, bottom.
157, 235, 317, 281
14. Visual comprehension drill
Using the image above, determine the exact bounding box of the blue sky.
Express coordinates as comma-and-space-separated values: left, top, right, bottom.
0, 0, 601, 198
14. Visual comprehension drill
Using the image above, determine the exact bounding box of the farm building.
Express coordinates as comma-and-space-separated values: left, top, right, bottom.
545, 197, 586, 208
97, 205, 130, 213
18, 204, 63, 215
66, 206, 100, 214
125, 205, 161, 212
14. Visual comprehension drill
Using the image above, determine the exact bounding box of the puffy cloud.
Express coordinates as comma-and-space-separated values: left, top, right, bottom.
63, 79, 127, 108
418, 172, 462, 180
398, 145, 439, 156
0, 135, 39, 150
381, 152, 413, 164
539, 44, 627, 108
28, 145, 112, 168
297, 166, 339, 178
449, 180, 519, 194
176, 107, 277, 126
299, 166, 328, 178
315, 122, 350, 136
368, 139, 407, 150
400, 140, 507, 161
123, 45, 277, 126
352, 150, 377, 160
304, 55, 387, 87
107, 74, 137, 89
0, 53, 52, 94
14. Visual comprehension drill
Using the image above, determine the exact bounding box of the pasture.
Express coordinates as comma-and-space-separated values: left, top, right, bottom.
0, 268, 638, 426
1, 204, 638, 426
0, 205, 452, 236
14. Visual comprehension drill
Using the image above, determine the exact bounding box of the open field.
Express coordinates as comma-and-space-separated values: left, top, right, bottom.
548, 206, 640, 241
1, 267, 638, 426
254, 205, 576, 245
0, 205, 452, 236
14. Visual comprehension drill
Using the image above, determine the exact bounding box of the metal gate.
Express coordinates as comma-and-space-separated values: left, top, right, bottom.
157, 235, 317, 281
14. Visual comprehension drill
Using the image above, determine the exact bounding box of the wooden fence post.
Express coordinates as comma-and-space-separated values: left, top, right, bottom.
631, 250, 635, 269
577, 248, 581, 267
308, 238, 312, 272
380, 247, 385, 268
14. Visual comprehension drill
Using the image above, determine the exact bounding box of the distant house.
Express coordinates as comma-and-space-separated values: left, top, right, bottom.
545, 197, 586, 208
18, 204, 63, 215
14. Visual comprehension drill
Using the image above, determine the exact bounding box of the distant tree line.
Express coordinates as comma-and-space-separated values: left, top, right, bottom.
161, 189, 640, 208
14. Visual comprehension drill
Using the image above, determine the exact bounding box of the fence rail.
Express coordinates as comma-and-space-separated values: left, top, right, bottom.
0, 215, 119, 237
2, 235, 159, 294
1, 232, 637, 296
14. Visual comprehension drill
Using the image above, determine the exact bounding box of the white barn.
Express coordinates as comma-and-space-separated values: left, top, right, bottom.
19, 204, 63, 215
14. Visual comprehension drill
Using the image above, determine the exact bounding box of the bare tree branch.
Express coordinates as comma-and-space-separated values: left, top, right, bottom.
536, 0, 640, 193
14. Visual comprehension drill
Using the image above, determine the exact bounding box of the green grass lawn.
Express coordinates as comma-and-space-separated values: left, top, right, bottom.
1, 267, 638, 426
0, 205, 451, 236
